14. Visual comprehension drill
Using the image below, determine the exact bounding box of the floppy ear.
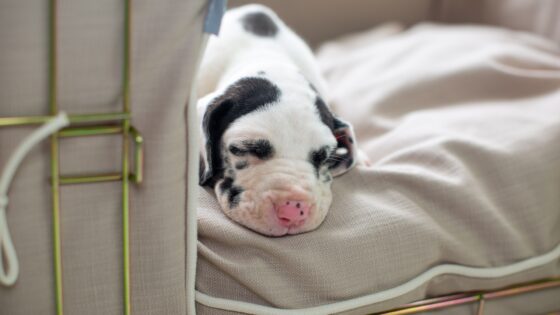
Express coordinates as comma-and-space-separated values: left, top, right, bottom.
198, 93, 233, 187
329, 116, 358, 177
313, 93, 358, 177
198, 77, 282, 187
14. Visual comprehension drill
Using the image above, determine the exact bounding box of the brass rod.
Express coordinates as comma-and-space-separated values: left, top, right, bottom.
398, 293, 470, 308
123, 0, 131, 114
0, 116, 58, 126
49, 0, 63, 314
121, 125, 131, 315
482, 278, 560, 299
381, 296, 479, 315
69, 112, 130, 124
59, 173, 123, 185
122, 1, 132, 314
0, 112, 130, 127
379, 277, 560, 314
50, 136, 63, 315
58, 125, 123, 138
57, 173, 139, 185
49, 0, 57, 115
129, 126, 143, 184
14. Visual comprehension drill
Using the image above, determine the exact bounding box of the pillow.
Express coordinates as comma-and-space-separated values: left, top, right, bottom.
196, 23, 560, 314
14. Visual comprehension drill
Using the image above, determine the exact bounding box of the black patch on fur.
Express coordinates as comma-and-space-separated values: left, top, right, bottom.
242, 12, 278, 37
199, 155, 206, 182
235, 161, 249, 170
333, 117, 349, 130
257, 71, 266, 75
229, 186, 243, 208
200, 77, 281, 187
314, 97, 335, 131
218, 177, 243, 208
309, 146, 330, 177
220, 177, 234, 194
310, 83, 356, 176
329, 118, 354, 171
312, 98, 354, 173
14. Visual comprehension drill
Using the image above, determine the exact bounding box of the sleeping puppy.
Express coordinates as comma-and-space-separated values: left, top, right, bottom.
196, 4, 359, 236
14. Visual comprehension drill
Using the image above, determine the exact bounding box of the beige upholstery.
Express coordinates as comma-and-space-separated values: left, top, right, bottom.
435, 0, 560, 43
196, 22, 560, 315
0, 1, 205, 314
231, 0, 560, 47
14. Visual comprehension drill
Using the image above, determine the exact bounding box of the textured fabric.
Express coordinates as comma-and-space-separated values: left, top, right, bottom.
435, 0, 560, 43
196, 23, 560, 314
0, 1, 205, 314
229, 0, 560, 48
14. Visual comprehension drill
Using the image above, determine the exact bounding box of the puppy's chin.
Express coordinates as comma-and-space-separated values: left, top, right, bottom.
226, 206, 328, 237
215, 183, 332, 237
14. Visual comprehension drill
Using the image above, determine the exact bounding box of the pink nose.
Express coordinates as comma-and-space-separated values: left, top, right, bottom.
276, 200, 310, 227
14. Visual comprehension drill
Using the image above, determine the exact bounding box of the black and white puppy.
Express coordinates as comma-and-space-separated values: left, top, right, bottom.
197, 4, 359, 236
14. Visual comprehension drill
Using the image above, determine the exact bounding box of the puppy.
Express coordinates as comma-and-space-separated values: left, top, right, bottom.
196, 4, 358, 236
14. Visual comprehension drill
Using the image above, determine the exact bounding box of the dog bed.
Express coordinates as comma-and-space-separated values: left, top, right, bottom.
195, 23, 560, 314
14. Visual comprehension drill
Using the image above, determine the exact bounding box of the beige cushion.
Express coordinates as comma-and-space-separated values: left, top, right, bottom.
436, 0, 560, 43
196, 23, 560, 314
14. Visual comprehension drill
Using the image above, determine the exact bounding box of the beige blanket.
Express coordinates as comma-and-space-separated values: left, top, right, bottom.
196, 23, 560, 314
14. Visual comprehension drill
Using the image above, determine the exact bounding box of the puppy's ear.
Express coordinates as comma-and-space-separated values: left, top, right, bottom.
314, 94, 358, 177
329, 117, 358, 177
198, 95, 234, 187
198, 77, 281, 187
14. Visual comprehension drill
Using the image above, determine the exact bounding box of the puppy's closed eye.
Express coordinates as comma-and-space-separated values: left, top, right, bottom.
228, 139, 274, 160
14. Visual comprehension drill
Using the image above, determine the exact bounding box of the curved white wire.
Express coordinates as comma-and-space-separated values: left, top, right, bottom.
0, 112, 69, 286
196, 241, 560, 315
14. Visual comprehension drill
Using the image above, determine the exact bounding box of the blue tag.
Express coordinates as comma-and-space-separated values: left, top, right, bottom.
204, 0, 228, 35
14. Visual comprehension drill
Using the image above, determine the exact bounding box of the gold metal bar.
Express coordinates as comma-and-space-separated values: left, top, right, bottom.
0, 116, 58, 127
58, 173, 141, 185
379, 277, 560, 314
129, 126, 143, 184
396, 293, 471, 308
49, 0, 63, 314
49, 1, 57, 115
58, 125, 123, 138
121, 109, 132, 315
381, 296, 480, 315
51, 135, 63, 315
59, 173, 123, 185
0, 112, 130, 127
69, 112, 130, 124
51, 137, 63, 315
483, 278, 560, 299
122, 1, 132, 314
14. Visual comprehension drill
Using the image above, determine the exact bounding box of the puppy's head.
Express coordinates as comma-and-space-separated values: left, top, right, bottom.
199, 77, 357, 236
